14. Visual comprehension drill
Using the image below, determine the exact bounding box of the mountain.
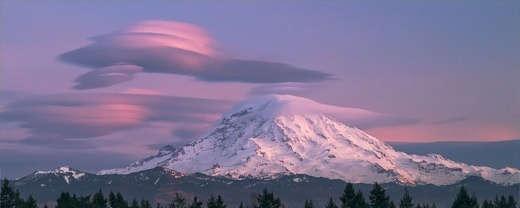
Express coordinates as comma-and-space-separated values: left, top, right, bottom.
12, 166, 520, 208
99, 95, 520, 185
391, 140, 520, 169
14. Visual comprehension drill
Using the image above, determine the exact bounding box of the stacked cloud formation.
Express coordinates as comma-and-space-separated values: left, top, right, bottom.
60, 20, 332, 89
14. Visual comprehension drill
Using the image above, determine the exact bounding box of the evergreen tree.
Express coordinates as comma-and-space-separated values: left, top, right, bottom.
78, 195, 92, 208
13, 190, 25, 208
450, 187, 478, 208
189, 197, 203, 208
56, 192, 74, 208
92, 190, 108, 208
238, 202, 246, 208
24, 195, 38, 208
207, 195, 226, 208
352, 191, 368, 208
304, 200, 314, 208
390, 202, 396, 208
469, 195, 478, 208
325, 198, 338, 208
399, 189, 414, 208
141, 200, 152, 208
369, 183, 390, 208
497, 196, 508, 208
116, 193, 129, 208
0, 179, 15, 208
482, 200, 494, 208
110, 192, 118, 208
170, 193, 187, 208
340, 184, 356, 208
130, 199, 140, 208
254, 189, 281, 208
506, 196, 517, 208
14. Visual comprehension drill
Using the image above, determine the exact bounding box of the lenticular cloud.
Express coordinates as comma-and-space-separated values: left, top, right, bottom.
60, 20, 331, 89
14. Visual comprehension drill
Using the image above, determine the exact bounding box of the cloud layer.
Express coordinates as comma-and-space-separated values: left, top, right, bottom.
60, 20, 331, 89
0, 93, 231, 145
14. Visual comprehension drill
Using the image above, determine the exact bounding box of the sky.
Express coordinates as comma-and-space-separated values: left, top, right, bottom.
0, 0, 519, 178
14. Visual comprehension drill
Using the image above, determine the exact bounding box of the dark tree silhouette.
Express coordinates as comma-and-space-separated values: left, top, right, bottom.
305, 200, 314, 208
254, 189, 281, 208
399, 188, 414, 208
207, 195, 226, 208
450, 187, 478, 208
340, 184, 356, 208
369, 183, 391, 208
326, 198, 338, 208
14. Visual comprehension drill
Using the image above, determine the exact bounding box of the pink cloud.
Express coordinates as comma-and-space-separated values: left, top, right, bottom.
60, 20, 332, 89
0, 93, 231, 144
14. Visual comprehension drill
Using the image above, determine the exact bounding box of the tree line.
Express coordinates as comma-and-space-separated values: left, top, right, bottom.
0, 179, 518, 208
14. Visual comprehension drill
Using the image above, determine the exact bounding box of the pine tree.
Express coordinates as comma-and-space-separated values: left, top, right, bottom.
130, 199, 140, 208
0, 179, 15, 208
56, 192, 73, 208
254, 190, 280, 208
92, 190, 107, 208
399, 189, 414, 208
207, 195, 226, 208
369, 183, 390, 208
141, 200, 152, 208
390, 202, 396, 208
78, 195, 91, 208
506, 196, 517, 208
117, 192, 129, 208
24, 195, 38, 208
189, 197, 203, 208
340, 184, 356, 208
352, 191, 368, 208
13, 190, 24, 208
450, 187, 478, 208
482, 200, 494, 208
170, 193, 187, 208
497, 196, 508, 208
110, 192, 118, 208
326, 198, 338, 208
238, 202, 246, 208
469, 194, 478, 208
305, 200, 314, 208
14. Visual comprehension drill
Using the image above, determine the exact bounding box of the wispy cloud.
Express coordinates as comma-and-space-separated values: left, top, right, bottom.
431, 116, 468, 125
0, 93, 231, 147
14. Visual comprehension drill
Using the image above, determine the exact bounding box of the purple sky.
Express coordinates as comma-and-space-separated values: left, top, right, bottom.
0, 0, 519, 178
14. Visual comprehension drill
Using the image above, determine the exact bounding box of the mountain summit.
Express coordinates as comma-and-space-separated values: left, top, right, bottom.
100, 95, 520, 185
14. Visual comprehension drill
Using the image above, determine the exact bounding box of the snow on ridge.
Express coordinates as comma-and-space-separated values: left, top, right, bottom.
35, 166, 86, 184
99, 95, 520, 185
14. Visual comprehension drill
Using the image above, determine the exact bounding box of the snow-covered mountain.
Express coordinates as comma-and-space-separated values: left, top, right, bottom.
99, 95, 520, 185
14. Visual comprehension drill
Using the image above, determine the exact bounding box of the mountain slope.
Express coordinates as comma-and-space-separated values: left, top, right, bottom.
100, 95, 520, 185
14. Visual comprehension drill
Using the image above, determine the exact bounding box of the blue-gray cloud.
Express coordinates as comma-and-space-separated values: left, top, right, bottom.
431, 117, 468, 125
